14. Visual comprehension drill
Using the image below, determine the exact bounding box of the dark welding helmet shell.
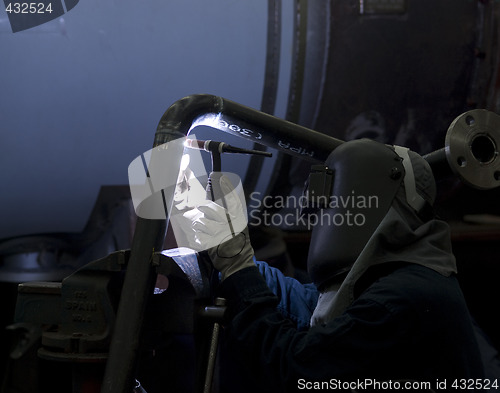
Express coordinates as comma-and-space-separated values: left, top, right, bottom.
307, 139, 405, 289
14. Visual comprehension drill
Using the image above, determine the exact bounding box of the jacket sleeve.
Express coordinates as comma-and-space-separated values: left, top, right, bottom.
255, 260, 319, 330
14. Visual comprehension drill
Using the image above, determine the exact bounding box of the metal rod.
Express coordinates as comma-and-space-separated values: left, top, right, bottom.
203, 322, 220, 393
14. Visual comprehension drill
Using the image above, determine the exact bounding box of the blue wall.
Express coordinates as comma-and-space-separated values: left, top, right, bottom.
0, 0, 293, 239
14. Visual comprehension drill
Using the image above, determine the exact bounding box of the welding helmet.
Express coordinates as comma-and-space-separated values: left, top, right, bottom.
306, 139, 436, 289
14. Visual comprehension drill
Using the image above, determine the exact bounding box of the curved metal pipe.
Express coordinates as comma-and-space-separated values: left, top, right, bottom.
155, 95, 500, 191
154, 94, 344, 163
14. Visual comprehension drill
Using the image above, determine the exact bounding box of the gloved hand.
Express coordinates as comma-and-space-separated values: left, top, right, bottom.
183, 172, 255, 280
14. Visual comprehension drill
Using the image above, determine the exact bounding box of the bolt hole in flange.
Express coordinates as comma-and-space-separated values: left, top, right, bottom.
457, 156, 467, 167
465, 115, 476, 126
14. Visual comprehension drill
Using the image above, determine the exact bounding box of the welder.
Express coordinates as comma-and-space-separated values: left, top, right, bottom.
180, 138, 484, 392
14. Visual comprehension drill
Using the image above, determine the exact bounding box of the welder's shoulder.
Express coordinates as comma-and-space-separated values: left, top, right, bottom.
356, 263, 463, 319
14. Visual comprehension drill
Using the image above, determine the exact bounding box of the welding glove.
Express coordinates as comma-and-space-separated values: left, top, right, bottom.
182, 172, 255, 280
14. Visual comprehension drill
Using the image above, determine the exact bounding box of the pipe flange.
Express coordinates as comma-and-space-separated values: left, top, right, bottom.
445, 109, 500, 190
